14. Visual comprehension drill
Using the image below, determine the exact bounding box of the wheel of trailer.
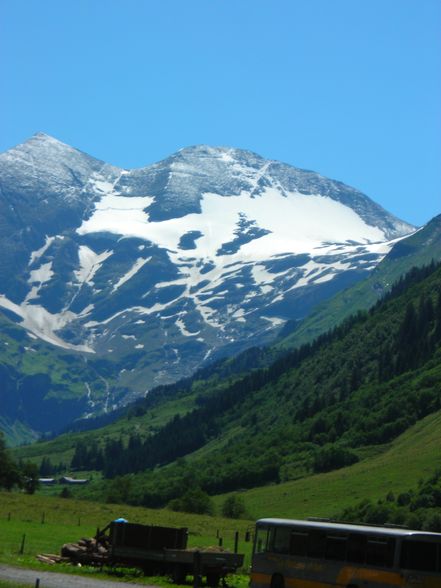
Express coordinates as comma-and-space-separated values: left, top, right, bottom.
270, 574, 284, 588
142, 564, 154, 576
207, 573, 221, 587
172, 564, 187, 584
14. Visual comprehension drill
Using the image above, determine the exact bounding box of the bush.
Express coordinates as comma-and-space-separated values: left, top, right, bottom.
313, 444, 359, 473
222, 494, 246, 519
168, 487, 214, 515
60, 487, 72, 499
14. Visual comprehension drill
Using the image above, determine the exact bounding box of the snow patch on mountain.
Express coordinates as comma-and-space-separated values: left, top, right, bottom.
29, 236, 59, 266
78, 195, 155, 237
78, 187, 386, 260
75, 246, 113, 285
29, 262, 54, 285
175, 316, 200, 337
0, 294, 94, 352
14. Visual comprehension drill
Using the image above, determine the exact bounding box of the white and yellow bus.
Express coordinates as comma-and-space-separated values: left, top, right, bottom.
250, 518, 441, 588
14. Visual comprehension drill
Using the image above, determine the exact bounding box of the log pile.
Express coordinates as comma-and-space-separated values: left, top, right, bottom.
37, 535, 111, 566
36, 553, 70, 564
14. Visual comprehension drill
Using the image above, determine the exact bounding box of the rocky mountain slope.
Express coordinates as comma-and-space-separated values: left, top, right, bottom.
0, 133, 414, 433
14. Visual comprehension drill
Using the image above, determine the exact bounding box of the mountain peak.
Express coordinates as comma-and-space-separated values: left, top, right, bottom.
33, 131, 56, 140
21, 132, 86, 155
172, 144, 266, 165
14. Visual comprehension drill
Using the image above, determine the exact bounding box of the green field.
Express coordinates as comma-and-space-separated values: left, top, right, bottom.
212, 408, 441, 519
0, 492, 253, 585
1, 408, 441, 584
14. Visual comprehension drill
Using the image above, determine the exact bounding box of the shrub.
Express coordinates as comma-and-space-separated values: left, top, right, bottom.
168, 487, 214, 515
222, 494, 246, 519
313, 444, 359, 473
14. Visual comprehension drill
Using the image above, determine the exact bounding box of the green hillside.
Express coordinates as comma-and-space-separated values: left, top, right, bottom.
211, 408, 441, 520
13, 261, 439, 519
12, 388, 202, 468
7, 244, 441, 544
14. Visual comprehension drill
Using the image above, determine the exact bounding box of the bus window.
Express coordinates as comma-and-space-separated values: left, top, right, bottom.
366, 537, 395, 567
325, 534, 347, 561
400, 540, 438, 572
347, 533, 366, 564
273, 527, 291, 554
307, 531, 327, 559
255, 527, 269, 554
290, 531, 308, 557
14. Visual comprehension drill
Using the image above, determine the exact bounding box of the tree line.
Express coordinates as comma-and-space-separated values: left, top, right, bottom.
70, 262, 441, 507
0, 433, 39, 493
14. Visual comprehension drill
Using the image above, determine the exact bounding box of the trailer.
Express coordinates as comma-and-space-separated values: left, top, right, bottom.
105, 521, 244, 586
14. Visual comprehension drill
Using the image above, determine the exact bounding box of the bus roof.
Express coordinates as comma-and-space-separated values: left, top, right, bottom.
256, 518, 441, 539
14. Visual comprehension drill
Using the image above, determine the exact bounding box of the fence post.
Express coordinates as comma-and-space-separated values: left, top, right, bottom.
35, 579, 40, 588
41, 512, 45, 524
234, 531, 239, 554
218, 536, 223, 547
19, 534, 26, 554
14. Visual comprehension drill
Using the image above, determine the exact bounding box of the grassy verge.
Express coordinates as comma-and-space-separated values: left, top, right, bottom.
0, 493, 253, 585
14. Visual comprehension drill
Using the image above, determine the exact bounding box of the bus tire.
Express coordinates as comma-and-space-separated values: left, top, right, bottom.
270, 574, 284, 588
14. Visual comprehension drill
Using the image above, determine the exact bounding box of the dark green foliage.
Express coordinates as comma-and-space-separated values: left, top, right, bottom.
71, 439, 105, 471
338, 469, 441, 532
106, 475, 133, 504
168, 487, 214, 515
38, 456, 66, 476
221, 494, 246, 519
0, 432, 20, 490
60, 486, 72, 499
20, 461, 39, 494
313, 444, 359, 473
0, 433, 43, 493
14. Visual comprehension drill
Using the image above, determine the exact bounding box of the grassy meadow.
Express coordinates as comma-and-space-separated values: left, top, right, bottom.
0, 491, 253, 585
212, 409, 441, 519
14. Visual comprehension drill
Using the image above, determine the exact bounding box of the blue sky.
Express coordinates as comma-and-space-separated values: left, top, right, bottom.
0, 0, 439, 226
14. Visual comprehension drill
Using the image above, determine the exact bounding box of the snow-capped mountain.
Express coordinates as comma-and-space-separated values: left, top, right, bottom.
0, 133, 414, 412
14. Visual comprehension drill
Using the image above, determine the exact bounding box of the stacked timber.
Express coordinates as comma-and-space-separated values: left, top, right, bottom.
37, 535, 110, 566
61, 536, 110, 564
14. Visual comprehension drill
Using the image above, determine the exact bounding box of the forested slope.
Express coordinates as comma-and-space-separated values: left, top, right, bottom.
67, 261, 441, 507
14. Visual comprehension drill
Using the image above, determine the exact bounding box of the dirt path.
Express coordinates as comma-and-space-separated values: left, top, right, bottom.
0, 564, 158, 587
